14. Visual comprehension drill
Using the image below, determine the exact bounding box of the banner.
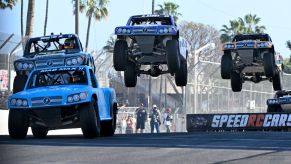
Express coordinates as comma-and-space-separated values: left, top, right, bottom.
187, 113, 291, 132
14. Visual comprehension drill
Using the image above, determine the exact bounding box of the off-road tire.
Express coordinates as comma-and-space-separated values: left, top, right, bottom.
100, 103, 117, 137
31, 126, 48, 138
263, 52, 275, 78
80, 98, 100, 138
124, 61, 137, 87
231, 71, 242, 92
113, 40, 128, 71
8, 109, 29, 139
13, 75, 28, 93
175, 59, 187, 86
166, 40, 180, 73
221, 51, 233, 79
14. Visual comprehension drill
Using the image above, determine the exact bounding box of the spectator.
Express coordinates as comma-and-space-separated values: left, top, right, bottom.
149, 104, 161, 133
126, 115, 134, 134
135, 103, 147, 133
163, 108, 174, 133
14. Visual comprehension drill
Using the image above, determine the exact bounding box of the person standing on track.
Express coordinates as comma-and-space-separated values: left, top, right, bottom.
149, 104, 161, 133
135, 103, 147, 133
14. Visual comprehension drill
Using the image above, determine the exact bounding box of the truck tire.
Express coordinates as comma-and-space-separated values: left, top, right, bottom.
31, 126, 48, 138
80, 98, 100, 138
13, 75, 28, 93
263, 52, 275, 78
221, 51, 233, 79
272, 70, 282, 91
101, 103, 117, 137
166, 40, 180, 73
231, 71, 242, 92
124, 61, 137, 87
8, 109, 29, 139
113, 40, 128, 71
175, 58, 187, 86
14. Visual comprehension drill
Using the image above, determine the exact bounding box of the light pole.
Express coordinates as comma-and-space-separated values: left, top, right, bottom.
187, 42, 215, 114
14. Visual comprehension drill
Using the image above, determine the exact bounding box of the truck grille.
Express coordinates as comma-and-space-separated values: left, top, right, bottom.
31, 96, 62, 107
35, 59, 64, 68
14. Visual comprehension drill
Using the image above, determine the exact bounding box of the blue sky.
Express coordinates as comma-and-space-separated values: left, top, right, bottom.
0, 0, 290, 57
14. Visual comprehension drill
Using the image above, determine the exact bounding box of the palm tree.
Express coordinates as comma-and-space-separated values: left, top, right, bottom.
84, 0, 109, 52
20, 0, 23, 37
242, 14, 266, 33
155, 2, 181, 22
151, 0, 155, 14
25, 0, 35, 36
102, 35, 115, 53
220, 14, 266, 43
0, 0, 17, 10
43, 0, 49, 36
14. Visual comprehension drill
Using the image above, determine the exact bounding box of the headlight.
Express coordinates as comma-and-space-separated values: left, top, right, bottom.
67, 92, 88, 103
126, 29, 131, 34
16, 99, 23, 106
17, 63, 23, 70
163, 28, 169, 33
72, 58, 77, 65
73, 94, 80, 102
66, 59, 72, 65
168, 27, 173, 33
67, 96, 73, 103
117, 28, 122, 33
10, 99, 16, 106
28, 63, 34, 69
122, 28, 127, 33
80, 92, 88, 100
23, 63, 28, 69
159, 29, 164, 33
22, 100, 28, 106
77, 57, 83, 64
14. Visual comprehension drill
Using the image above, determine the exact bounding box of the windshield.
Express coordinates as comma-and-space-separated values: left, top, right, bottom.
233, 34, 270, 42
128, 16, 172, 26
26, 36, 79, 56
27, 68, 88, 89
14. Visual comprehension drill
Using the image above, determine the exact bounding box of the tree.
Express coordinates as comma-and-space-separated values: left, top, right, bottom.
0, 0, 17, 10
25, 0, 35, 37
220, 14, 266, 43
43, 0, 49, 36
102, 35, 115, 53
155, 2, 181, 22
83, 0, 109, 52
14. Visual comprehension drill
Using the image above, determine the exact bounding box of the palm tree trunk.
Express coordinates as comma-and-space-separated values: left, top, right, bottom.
20, 0, 23, 37
25, 0, 35, 36
75, 0, 79, 35
43, 0, 49, 36
152, 0, 155, 14
85, 15, 92, 52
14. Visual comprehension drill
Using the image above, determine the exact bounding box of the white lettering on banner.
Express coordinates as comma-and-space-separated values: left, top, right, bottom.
287, 114, 291, 126
263, 114, 272, 127
219, 115, 228, 127
240, 115, 249, 127
233, 115, 241, 127
227, 115, 235, 127
271, 114, 280, 127
279, 114, 288, 126
211, 115, 220, 127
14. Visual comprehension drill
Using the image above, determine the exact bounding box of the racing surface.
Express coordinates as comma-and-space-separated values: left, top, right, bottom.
1, 132, 291, 163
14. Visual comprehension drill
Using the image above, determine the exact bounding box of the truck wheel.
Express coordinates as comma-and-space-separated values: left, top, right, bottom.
221, 51, 233, 79
80, 98, 100, 138
13, 75, 28, 93
113, 40, 128, 71
166, 40, 180, 73
231, 71, 242, 92
272, 70, 282, 91
175, 59, 187, 86
263, 52, 275, 78
267, 105, 282, 113
124, 61, 137, 87
101, 103, 117, 137
8, 109, 29, 139
31, 126, 48, 138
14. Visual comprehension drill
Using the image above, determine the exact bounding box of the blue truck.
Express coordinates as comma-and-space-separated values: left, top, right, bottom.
13, 33, 96, 93
221, 33, 283, 92
113, 14, 188, 87
267, 90, 291, 113
8, 66, 118, 139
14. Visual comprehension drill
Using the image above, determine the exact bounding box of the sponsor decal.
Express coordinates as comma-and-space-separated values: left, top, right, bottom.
40, 67, 84, 73
187, 113, 291, 131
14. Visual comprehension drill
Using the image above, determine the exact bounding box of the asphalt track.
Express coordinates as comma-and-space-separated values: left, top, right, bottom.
1, 131, 291, 164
